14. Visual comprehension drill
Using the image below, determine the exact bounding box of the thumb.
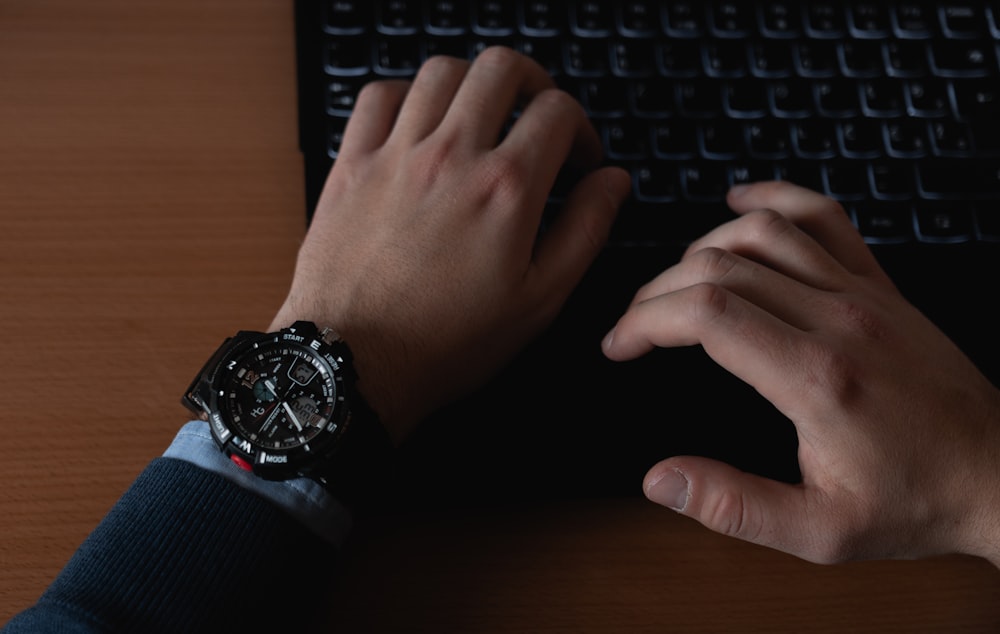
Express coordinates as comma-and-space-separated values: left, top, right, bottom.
644, 456, 834, 563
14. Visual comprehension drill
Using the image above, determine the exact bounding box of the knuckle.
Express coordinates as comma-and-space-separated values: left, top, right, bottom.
475, 45, 521, 68
798, 338, 864, 407
689, 247, 741, 283
686, 282, 732, 325
475, 151, 531, 203
703, 488, 764, 543
742, 207, 795, 240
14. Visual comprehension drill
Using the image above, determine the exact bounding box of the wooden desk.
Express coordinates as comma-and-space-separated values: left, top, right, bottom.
2, 1, 998, 631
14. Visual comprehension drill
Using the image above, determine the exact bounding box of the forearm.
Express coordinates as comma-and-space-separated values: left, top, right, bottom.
3, 458, 339, 633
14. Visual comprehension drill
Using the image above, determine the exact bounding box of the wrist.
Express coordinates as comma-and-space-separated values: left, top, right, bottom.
949, 392, 1000, 569
267, 312, 414, 446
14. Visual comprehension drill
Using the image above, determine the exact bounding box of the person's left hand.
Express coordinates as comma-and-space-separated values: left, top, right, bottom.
270, 47, 631, 443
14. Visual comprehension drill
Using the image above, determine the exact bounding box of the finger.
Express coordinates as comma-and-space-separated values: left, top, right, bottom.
390, 56, 471, 143
602, 283, 819, 417
721, 181, 886, 279
675, 209, 852, 298
530, 167, 631, 311
496, 87, 603, 206
627, 246, 827, 331
643, 457, 839, 564
440, 46, 555, 149
336, 79, 411, 157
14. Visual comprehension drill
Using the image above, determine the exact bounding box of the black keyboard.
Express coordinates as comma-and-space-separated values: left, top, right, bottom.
300, 0, 1000, 248
293, 1, 1000, 503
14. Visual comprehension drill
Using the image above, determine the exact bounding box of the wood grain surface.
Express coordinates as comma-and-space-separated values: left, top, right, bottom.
2, 1, 998, 631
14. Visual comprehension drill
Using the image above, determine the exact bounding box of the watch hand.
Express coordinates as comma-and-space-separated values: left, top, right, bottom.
263, 379, 279, 398
282, 401, 304, 432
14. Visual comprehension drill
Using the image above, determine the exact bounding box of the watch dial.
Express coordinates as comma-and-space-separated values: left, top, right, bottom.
223, 341, 339, 451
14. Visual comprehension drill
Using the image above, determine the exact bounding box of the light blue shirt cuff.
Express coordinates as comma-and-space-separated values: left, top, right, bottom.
163, 420, 352, 547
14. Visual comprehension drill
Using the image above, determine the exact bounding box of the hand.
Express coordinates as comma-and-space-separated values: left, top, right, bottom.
602, 181, 1000, 566
270, 47, 631, 443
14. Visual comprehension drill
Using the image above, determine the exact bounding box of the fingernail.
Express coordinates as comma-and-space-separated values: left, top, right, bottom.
646, 469, 689, 512
728, 184, 750, 198
601, 327, 616, 353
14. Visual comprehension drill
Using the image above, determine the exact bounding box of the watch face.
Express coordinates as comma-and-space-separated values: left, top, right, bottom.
222, 339, 342, 455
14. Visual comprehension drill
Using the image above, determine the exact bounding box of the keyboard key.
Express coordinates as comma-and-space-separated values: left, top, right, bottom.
850, 2, 892, 38
377, 0, 420, 34
885, 119, 930, 158
886, 40, 929, 77
700, 120, 744, 158
682, 163, 730, 201
870, 160, 916, 199
795, 41, 839, 77
938, 4, 986, 38
793, 120, 838, 158
711, 2, 754, 37
760, 2, 801, 38
426, 0, 467, 34
664, 2, 706, 37
617, 1, 661, 37
862, 79, 905, 116
724, 79, 769, 117
916, 202, 975, 242
893, 2, 935, 38
582, 79, 628, 114
704, 41, 748, 78
612, 40, 656, 77
521, 1, 562, 35
653, 121, 698, 158
826, 161, 871, 200
565, 39, 610, 76
905, 78, 951, 117
325, 38, 371, 75
806, 3, 847, 37
840, 40, 885, 77
730, 163, 777, 186
770, 80, 814, 117
778, 161, 826, 193
748, 120, 791, 158
840, 118, 883, 157
604, 121, 650, 158
375, 38, 421, 75
930, 41, 995, 77
751, 40, 793, 78
326, 78, 364, 115
815, 78, 862, 117
852, 201, 915, 243
473, 1, 515, 35
634, 163, 681, 201
325, 0, 369, 35
631, 79, 673, 116
571, 0, 613, 36
930, 119, 974, 156
918, 159, 1000, 198
658, 40, 702, 77
676, 80, 723, 117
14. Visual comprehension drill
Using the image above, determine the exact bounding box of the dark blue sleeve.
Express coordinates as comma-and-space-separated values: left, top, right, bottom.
3, 458, 339, 633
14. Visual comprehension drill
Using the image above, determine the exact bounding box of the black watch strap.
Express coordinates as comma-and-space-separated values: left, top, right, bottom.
307, 385, 395, 510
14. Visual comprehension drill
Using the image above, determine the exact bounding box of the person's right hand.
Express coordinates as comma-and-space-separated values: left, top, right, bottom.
603, 181, 1000, 567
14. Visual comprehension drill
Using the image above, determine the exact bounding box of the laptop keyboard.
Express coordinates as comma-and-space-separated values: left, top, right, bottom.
314, 1, 1000, 247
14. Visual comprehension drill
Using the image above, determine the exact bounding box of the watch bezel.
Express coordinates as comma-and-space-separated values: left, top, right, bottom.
196, 325, 356, 481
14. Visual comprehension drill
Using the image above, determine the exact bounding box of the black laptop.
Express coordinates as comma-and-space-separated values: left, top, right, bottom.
292, 0, 1000, 506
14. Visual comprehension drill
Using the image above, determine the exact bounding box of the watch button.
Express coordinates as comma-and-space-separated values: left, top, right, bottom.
230, 454, 253, 472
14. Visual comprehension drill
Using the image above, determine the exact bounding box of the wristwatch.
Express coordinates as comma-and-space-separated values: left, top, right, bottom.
181, 320, 393, 506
